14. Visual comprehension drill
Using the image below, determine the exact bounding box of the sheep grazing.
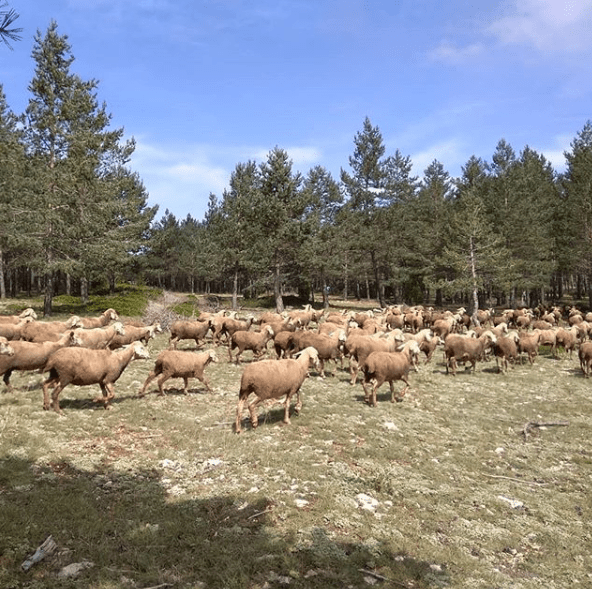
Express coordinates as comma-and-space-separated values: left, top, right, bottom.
235, 347, 320, 433
139, 349, 218, 396
360, 346, 414, 406
578, 341, 592, 377
0, 330, 82, 393
0, 308, 37, 323
41, 342, 150, 414
228, 325, 275, 364
78, 308, 119, 329
443, 330, 497, 375
169, 319, 211, 349
109, 323, 162, 350
22, 316, 82, 343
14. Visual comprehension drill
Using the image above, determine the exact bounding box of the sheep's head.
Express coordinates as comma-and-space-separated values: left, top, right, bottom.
0, 337, 14, 356
106, 308, 119, 321
296, 346, 320, 370
113, 321, 125, 335
67, 315, 82, 328
21, 308, 38, 320
132, 342, 151, 360
68, 331, 84, 347
207, 350, 219, 363
264, 325, 274, 337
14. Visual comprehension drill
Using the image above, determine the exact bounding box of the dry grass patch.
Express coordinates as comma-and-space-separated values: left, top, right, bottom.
0, 330, 591, 588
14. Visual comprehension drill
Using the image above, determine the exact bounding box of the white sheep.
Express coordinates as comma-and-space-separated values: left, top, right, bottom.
0, 308, 37, 323
109, 323, 162, 350
78, 308, 119, 329
138, 349, 218, 396
41, 342, 150, 414
73, 322, 126, 349
235, 347, 319, 433
22, 316, 82, 343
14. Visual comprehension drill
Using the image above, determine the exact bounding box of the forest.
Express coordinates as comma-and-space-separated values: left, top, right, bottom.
2, 22, 592, 316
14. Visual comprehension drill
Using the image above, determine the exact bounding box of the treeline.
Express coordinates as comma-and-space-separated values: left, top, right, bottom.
2, 22, 592, 316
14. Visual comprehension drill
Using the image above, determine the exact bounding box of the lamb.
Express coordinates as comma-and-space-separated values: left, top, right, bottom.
108, 323, 162, 350
138, 349, 218, 396
0, 330, 82, 392
493, 332, 519, 373
289, 329, 347, 378
228, 325, 275, 364
22, 316, 82, 343
443, 330, 497, 375
517, 331, 541, 364
235, 347, 319, 433
578, 341, 592, 377
41, 341, 151, 414
73, 322, 125, 349
78, 308, 119, 329
360, 342, 418, 406
169, 319, 212, 349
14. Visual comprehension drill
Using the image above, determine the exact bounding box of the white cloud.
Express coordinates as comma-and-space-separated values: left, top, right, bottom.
410, 139, 467, 178
428, 41, 484, 65
489, 0, 592, 53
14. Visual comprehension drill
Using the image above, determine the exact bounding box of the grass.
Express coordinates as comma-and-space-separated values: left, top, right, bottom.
0, 312, 591, 587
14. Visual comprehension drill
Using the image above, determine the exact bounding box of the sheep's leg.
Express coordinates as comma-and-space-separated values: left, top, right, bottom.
248, 397, 263, 428
50, 382, 66, 415
318, 359, 326, 378
197, 374, 212, 392
371, 381, 379, 407
392, 376, 409, 403
182, 377, 189, 394
283, 393, 293, 424
156, 374, 170, 396
138, 371, 158, 397
293, 389, 303, 415
349, 358, 359, 385
361, 377, 372, 404
3, 369, 13, 393
94, 383, 113, 409
235, 396, 246, 433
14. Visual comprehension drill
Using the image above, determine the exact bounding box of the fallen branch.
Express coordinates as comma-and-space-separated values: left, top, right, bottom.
483, 473, 546, 486
521, 420, 569, 439
359, 569, 408, 587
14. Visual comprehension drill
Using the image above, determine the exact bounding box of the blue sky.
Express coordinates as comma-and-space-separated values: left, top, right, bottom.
2, 0, 592, 221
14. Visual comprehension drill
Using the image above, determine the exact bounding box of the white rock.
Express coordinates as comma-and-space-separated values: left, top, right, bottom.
58, 561, 94, 578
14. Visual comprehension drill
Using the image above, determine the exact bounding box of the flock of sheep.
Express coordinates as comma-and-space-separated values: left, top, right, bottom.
0, 302, 591, 432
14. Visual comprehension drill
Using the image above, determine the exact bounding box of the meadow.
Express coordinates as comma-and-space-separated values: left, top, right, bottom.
0, 303, 591, 588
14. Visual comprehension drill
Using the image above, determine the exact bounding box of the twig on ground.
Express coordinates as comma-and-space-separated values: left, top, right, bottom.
483, 473, 546, 486
140, 584, 172, 589
521, 420, 569, 439
359, 568, 408, 587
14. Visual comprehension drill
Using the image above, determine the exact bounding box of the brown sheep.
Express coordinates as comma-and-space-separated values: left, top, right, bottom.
345, 332, 402, 385
360, 341, 419, 406
212, 314, 253, 344
138, 349, 218, 396
228, 325, 275, 364
517, 331, 541, 364
0, 330, 81, 393
235, 347, 319, 433
493, 332, 519, 373
535, 328, 557, 358
22, 316, 82, 343
0, 316, 35, 340
0, 336, 14, 357
169, 319, 211, 349
109, 323, 162, 350
555, 326, 579, 359
73, 322, 125, 349
78, 308, 119, 329
578, 341, 592, 377
290, 329, 347, 378
42, 342, 151, 414
444, 331, 497, 375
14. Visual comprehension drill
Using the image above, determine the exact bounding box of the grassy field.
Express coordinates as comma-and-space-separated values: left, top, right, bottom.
0, 310, 591, 588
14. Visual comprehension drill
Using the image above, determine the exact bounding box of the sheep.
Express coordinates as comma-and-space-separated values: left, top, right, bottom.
212, 314, 253, 344
360, 343, 418, 406
287, 304, 322, 329
22, 316, 82, 343
78, 308, 119, 329
0, 330, 82, 393
73, 322, 125, 349
235, 347, 319, 433
169, 319, 212, 349
108, 323, 162, 350
443, 330, 497, 375
578, 341, 592, 377
419, 334, 444, 364
289, 329, 347, 378
555, 326, 579, 359
517, 331, 541, 364
493, 332, 519, 373
399, 328, 434, 370
138, 349, 218, 396
273, 330, 296, 359
41, 341, 151, 414
0, 308, 37, 323
345, 332, 402, 385
0, 316, 35, 340
228, 325, 275, 364
535, 328, 557, 358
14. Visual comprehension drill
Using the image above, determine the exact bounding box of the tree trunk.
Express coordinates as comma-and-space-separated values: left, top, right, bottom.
0, 249, 5, 299
44, 272, 54, 317
343, 253, 349, 301
469, 236, 480, 325
80, 277, 89, 304
370, 250, 385, 308
232, 267, 239, 311
274, 263, 284, 313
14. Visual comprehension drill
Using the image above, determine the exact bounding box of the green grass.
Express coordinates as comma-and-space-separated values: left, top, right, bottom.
0, 319, 591, 588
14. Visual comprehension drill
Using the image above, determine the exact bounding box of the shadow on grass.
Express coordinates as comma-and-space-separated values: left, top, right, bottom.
0, 457, 450, 588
